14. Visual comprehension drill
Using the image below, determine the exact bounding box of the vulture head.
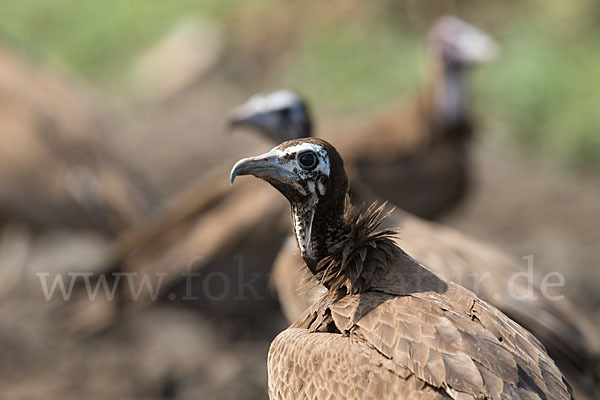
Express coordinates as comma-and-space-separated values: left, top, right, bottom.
427, 17, 499, 130
429, 16, 499, 67
231, 138, 348, 267
228, 90, 312, 143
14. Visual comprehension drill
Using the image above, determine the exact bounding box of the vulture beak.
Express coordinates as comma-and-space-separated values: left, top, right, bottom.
458, 26, 499, 63
230, 150, 295, 185
435, 16, 500, 64
227, 102, 275, 134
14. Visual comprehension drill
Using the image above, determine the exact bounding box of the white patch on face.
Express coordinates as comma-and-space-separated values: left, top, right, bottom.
316, 176, 327, 197
293, 207, 315, 258
270, 142, 330, 259
273, 142, 330, 178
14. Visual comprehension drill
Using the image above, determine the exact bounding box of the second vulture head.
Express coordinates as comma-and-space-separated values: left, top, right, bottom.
228, 90, 312, 143
430, 15, 499, 67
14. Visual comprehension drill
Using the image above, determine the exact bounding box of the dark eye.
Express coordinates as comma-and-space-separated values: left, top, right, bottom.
279, 107, 291, 118
297, 150, 318, 170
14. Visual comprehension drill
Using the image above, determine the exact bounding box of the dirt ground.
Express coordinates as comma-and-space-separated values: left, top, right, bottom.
0, 71, 598, 399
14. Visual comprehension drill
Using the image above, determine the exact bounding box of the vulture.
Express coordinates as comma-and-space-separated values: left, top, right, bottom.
231, 89, 600, 398
229, 137, 573, 400
231, 16, 498, 219
0, 44, 152, 235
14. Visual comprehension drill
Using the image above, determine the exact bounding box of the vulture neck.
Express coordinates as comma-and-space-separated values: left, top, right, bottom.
424, 53, 471, 138
292, 195, 397, 294
291, 195, 349, 277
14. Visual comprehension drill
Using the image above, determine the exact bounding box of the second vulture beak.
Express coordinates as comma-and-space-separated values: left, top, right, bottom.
227, 103, 277, 135
228, 104, 259, 130
230, 150, 293, 185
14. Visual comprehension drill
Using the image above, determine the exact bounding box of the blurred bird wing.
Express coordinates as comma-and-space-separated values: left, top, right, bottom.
392, 210, 600, 384
118, 179, 288, 302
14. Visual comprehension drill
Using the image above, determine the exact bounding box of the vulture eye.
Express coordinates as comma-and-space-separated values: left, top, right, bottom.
297, 150, 318, 170
279, 107, 291, 117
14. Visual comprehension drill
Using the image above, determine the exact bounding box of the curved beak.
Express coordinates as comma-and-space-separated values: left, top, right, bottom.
228, 104, 254, 131
434, 16, 500, 65
227, 102, 274, 133
458, 26, 499, 63
230, 150, 294, 185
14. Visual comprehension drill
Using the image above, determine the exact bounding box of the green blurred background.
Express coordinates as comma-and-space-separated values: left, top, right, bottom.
1, 0, 598, 166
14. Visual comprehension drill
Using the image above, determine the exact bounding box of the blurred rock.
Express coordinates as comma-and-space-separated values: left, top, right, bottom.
133, 17, 224, 102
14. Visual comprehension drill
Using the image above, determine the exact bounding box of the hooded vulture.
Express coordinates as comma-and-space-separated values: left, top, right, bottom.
232, 88, 600, 398
230, 137, 573, 400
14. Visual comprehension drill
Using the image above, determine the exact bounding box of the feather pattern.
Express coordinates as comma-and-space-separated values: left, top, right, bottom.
314, 202, 398, 294
271, 206, 600, 398
270, 199, 574, 400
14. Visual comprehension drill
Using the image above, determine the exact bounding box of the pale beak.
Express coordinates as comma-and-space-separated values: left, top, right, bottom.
228, 99, 271, 128
228, 103, 257, 129
457, 25, 499, 63
230, 150, 294, 185
434, 16, 500, 64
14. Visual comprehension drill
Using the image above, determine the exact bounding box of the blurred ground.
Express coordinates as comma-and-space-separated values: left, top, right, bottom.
0, 1, 598, 399
0, 293, 277, 400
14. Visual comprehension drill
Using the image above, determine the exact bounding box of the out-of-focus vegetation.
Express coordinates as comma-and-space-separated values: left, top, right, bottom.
0, 0, 241, 88
0, 0, 598, 166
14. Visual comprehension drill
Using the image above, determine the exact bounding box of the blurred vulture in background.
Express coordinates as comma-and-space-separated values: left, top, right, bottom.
0, 45, 152, 235
232, 16, 498, 219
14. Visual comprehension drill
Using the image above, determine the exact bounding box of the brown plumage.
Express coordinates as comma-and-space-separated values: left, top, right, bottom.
271, 205, 600, 398
233, 86, 600, 395
241, 89, 600, 397
71, 89, 598, 396
231, 138, 573, 399
70, 82, 599, 395
0, 44, 151, 234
